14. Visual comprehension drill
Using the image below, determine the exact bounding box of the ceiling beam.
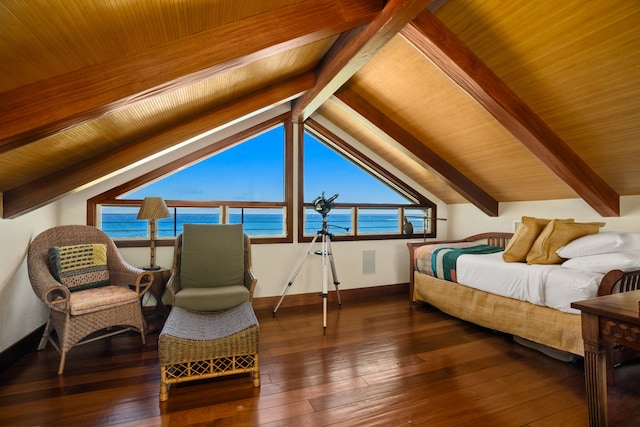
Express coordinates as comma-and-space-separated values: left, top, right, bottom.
401, 9, 620, 217
335, 89, 499, 216
0, 0, 382, 155
291, 0, 433, 124
1, 73, 314, 219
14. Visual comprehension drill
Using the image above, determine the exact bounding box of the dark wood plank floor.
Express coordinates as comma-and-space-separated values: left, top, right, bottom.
1, 293, 639, 426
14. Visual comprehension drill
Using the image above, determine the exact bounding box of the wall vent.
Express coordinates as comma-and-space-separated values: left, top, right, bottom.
363, 250, 376, 274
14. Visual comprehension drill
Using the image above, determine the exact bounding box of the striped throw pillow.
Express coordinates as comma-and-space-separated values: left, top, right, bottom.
48, 244, 110, 291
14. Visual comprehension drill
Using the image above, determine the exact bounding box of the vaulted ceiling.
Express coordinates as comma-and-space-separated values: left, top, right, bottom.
1, 0, 638, 219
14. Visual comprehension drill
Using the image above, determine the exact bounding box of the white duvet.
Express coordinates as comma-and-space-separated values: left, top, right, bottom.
455, 252, 603, 314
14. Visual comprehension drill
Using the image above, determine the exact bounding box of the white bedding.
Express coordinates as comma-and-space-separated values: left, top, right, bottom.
455, 252, 603, 314
543, 268, 603, 313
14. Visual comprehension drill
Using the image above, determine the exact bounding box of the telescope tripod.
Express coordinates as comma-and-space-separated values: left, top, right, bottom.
273, 218, 342, 329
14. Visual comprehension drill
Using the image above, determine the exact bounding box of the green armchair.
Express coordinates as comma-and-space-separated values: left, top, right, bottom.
166, 224, 257, 312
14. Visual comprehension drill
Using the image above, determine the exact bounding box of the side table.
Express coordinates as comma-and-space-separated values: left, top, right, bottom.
144, 267, 171, 332
571, 290, 640, 427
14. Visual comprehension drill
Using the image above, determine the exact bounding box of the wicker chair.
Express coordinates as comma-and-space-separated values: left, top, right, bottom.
27, 225, 152, 374
166, 224, 257, 312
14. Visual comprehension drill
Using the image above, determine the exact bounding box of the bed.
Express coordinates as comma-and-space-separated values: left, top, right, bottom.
407, 231, 640, 358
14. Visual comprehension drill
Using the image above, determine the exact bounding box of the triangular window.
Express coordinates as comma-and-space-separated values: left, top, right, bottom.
98, 122, 289, 239
302, 126, 435, 238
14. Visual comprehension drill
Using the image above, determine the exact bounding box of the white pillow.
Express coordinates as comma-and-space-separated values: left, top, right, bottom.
561, 252, 640, 274
556, 231, 640, 258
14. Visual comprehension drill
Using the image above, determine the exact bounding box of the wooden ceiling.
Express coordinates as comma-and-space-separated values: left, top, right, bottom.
0, 0, 638, 218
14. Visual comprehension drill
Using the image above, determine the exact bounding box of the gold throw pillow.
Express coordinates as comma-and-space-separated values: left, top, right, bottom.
503, 217, 561, 262
526, 220, 605, 265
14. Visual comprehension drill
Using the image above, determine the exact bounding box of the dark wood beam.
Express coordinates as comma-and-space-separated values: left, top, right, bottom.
291, 0, 433, 124
335, 89, 499, 216
1, 73, 314, 219
0, 0, 382, 154
401, 10, 620, 217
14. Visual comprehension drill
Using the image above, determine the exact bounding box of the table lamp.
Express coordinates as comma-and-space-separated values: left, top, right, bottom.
137, 197, 171, 270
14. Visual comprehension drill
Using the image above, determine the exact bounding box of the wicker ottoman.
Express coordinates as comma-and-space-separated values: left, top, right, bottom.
158, 302, 260, 401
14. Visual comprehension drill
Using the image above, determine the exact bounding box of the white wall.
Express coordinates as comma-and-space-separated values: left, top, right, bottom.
447, 196, 640, 239
0, 204, 59, 352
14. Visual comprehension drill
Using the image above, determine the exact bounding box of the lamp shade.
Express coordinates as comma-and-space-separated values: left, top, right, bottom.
136, 197, 171, 220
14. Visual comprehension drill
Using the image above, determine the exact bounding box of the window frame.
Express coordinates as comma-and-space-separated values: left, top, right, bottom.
88, 113, 294, 245
298, 120, 437, 242
87, 114, 437, 245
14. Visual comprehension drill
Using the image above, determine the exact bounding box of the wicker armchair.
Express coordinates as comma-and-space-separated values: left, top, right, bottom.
166, 224, 256, 312
27, 225, 152, 374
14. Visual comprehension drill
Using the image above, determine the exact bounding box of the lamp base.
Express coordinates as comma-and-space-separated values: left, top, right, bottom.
142, 265, 162, 271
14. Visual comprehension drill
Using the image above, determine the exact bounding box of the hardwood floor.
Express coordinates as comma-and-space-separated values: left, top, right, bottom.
1, 292, 639, 426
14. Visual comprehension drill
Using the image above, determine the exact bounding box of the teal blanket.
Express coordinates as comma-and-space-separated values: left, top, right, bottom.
431, 244, 504, 282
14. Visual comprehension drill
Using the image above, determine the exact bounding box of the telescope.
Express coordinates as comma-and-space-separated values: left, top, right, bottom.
312, 192, 339, 217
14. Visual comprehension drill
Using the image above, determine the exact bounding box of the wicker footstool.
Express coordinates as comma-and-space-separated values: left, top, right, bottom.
158, 302, 260, 401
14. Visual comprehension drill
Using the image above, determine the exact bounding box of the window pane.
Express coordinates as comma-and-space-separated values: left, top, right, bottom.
358, 208, 400, 235
101, 206, 147, 238
403, 208, 433, 235
304, 131, 409, 204
124, 125, 285, 202
169, 207, 220, 237
157, 216, 176, 238
228, 207, 285, 236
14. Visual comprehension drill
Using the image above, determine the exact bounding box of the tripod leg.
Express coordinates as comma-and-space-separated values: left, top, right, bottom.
273, 234, 319, 316
322, 232, 328, 329
326, 238, 342, 307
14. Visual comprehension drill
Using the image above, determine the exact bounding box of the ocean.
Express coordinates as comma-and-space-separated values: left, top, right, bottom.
101, 213, 420, 238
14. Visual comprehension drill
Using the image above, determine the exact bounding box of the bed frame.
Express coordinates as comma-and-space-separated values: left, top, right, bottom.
407, 232, 640, 358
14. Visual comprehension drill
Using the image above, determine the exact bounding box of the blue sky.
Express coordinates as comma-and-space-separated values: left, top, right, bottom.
128, 127, 285, 201
126, 126, 409, 204
303, 133, 407, 204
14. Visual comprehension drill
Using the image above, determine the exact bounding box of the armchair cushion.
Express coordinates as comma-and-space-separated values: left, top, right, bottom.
48, 243, 110, 291
180, 224, 244, 289
174, 285, 250, 312
70, 285, 140, 315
